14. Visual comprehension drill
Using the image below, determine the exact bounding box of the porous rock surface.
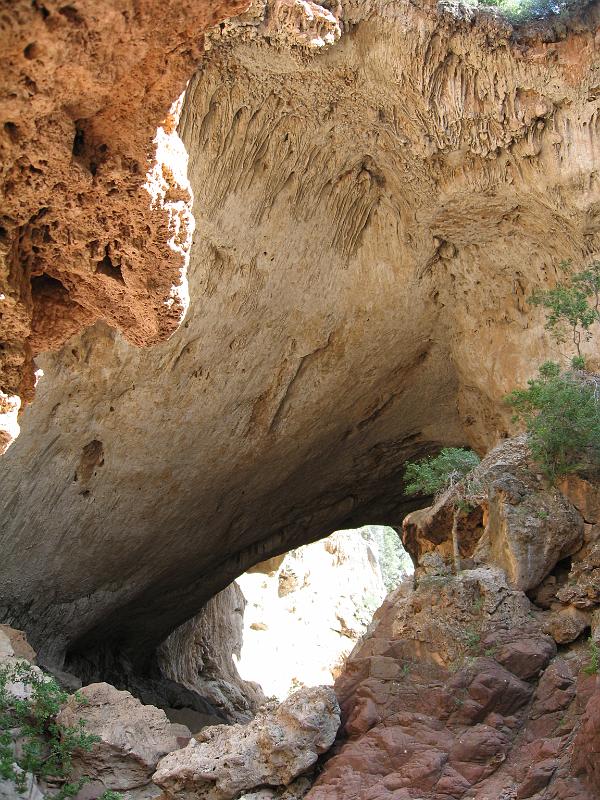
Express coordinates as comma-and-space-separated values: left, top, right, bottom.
152, 685, 340, 799
2, 0, 600, 678
0, 0, 251, 449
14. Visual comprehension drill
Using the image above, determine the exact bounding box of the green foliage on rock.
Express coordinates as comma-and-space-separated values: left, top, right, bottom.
403, 448, 481, 574
529, 281, 598, 359
505, 261, 600, 479
469, 0, 584, 23
403, 448, 481, 497
583, 637, 600, 676
0, 662, 100, 799
506, 363, 600, 479
360, 526, 413, 592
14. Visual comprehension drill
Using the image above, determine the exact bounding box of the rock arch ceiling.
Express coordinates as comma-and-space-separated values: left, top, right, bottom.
1, 0, 600, 669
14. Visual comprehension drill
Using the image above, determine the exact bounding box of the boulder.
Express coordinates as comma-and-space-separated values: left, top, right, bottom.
486, 632, 556, 680
0, 625, 36, 663
0, 626, 45, 701
239, 778, 312, 799
402, 437, 585, 591
543, 607, 591, 645
153, 686, 340, 799
56, 683, 191, 793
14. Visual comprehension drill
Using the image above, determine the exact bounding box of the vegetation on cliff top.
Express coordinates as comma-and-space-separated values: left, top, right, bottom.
506, 362, 600, 478
470, 0, 586, 23
403, 448, 482, 572
505, 261, 600, 479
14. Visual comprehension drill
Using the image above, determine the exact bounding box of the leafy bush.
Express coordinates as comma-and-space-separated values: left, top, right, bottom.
505, 361, 600, 478
529, 283, 597, 358
0, 662, 105, 799
403, 448, 481, 497
471, 0, 584, 23
403, 448, 481, 573
583, 637, 600, 675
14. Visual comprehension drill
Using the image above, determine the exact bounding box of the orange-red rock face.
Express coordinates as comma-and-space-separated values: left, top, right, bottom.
306, 439, 600, 800
309, 570, 598, 798
0, 0, 249, 412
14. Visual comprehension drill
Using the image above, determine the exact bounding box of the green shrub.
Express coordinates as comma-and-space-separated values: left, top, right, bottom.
583, 637, 600, 675
403, 448, 480, 497
505, 361, 600, 478
404, 448, 481, 573
465, 628, 481, 651
0, 662, 101, 799
571, 260, 600, 313
529, 283, 597, 359
470, 0, 584, 23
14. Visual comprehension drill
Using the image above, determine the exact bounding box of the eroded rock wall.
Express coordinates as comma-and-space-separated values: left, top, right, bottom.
2, 0, 600, 674
158, 581, 265, 723
307, 438, 600, 800
0, 0, 250, 450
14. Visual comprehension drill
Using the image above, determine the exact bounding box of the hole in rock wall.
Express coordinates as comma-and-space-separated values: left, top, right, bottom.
232, 526, 413, 700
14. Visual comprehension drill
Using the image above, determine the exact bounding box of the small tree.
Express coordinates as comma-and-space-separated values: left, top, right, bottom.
0, 662, 103, 799
506, 361, 600, 478
404, 448, 481, 573
572, 260, 600, 313
528, 261, 600, 362
529, 284, 597, 358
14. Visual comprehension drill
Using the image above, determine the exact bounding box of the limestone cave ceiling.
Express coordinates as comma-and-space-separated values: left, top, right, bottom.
1, 0, 600, 670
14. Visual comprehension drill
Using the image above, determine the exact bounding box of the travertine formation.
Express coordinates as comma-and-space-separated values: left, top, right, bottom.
2, 0, 600, 692
0, 0, 252, 450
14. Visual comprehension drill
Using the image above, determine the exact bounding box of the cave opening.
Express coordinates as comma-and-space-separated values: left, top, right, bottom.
231, 525, 414, 701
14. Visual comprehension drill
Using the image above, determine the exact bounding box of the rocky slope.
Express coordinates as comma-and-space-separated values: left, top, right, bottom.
2, 0, 600, 680
0, 624, 341, 800
306, 437, 600, 800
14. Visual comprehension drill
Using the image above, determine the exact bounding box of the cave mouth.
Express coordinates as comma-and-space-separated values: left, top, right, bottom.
232, 525, 414, 701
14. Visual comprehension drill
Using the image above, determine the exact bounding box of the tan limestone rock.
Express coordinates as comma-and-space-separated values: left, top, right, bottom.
542, 606, 591, 645
0, 625, 36, 663
153, 686, 340, 799
56, 683, 191, 793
